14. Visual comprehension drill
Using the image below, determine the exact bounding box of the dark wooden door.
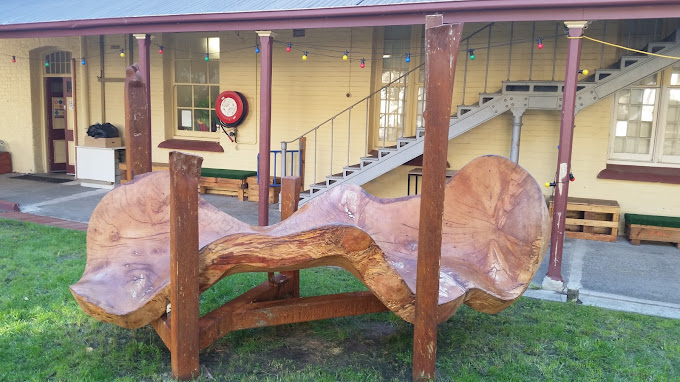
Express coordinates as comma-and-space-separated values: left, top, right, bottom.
46, 77, 68, 172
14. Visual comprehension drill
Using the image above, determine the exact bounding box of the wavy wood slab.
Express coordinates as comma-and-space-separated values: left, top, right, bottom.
70, 155, 550, 329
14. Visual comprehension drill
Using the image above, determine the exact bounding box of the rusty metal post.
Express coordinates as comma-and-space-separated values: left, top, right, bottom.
280, 176, 302, 298
543, 21, 587, 291
257, 31, 276, 226
413, 15, 463, 381
169, 151, 203, 380
134, 33, 151, 142
124, 64, 151, 180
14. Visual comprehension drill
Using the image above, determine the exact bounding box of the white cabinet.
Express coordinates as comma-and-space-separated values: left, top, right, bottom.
76, 146, 125, 188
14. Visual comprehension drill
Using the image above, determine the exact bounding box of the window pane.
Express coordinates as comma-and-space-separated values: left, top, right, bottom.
671, 63, 680, 86
635, 74, 657, 86
617, 90, 630, 104
668, 106, 679, 122
637, 138, 650, 154
640, 122, 652, 138
615, 121, 628, 136
178, 109, 192, 130
193, 85, 210, 108
210, 86, 220, 109
642, 89, 656, 104
194, 109, 210, 132
630, 89, 643, 104
208, 61, 219, 84
616, 104, 628, 120
627, 122, 639, 137
613, 136, 625, 152
208, 37, 220, 60
176, 85, 192, 107
669, 89, 680, 105
641, 105, 655, 122
191, 60, 207, 83
175, 60, 190, 83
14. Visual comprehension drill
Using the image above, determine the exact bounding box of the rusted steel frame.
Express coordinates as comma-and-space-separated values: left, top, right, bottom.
230, 291, 387, 331
198, 276, 292, 350
258, 32, 274, 226
135, 34, 152, 141
169, 151, 202, 380
546, 25, 584, 284
413, 15, 462, 381
124, 64, 152, 181
280, 176, 303, 298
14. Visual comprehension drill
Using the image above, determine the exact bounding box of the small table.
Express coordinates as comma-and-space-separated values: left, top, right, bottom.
407, 168, 458, 195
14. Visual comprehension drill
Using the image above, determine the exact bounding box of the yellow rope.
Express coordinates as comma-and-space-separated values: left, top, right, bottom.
568, 35, 680, 60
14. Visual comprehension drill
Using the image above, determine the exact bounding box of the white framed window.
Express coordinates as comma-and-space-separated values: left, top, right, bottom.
173, 35, 220, 137
44, 51, 71, 75
609, 63, 680, 166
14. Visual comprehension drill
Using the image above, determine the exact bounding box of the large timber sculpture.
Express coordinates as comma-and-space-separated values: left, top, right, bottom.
70, 16, 551, 380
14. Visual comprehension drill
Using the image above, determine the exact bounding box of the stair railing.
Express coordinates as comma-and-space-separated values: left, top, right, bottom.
281, 64, 423, 185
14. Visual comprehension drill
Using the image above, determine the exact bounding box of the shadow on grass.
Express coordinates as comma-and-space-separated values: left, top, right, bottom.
0, 219, 678, 381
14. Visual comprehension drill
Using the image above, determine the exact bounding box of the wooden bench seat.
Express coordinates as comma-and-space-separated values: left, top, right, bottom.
119, 162, 256, 201
625, 213, 680, 249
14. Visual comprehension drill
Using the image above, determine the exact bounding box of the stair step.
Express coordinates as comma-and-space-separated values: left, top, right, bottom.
326, 174, 345, 185
299, 190, 311, 199
479, 93, 501, 104
397, 137, 418, 148
620, 56, 644, 69
378, 147, 398, 158
343, 165, 362, 176
360, 156, 379, 167
646, 42, 674, 53
594, 69, 620, 83
416, 127, 426, 138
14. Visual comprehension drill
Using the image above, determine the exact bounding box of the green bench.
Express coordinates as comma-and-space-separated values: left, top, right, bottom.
198, 168, 257, 201
625, 213, 680, 249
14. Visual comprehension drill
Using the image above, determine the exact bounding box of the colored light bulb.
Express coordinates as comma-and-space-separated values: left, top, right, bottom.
45, 61, 49, 67
204, 53, 209, 61
255, 45, 260, 53
360, 58, 365, 68
120, 49, 125, 58
405, 53, 411, 63
11, 56, 15, 63
286, 43, 292, 52
302, 51, 308, 61
343, 51, 349, 61
158, 46, 164, 54
81, 58, 86, 65
469, 50, 475, 60
537, 38, 543, 50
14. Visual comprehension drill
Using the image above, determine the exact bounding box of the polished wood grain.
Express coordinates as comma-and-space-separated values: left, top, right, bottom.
70, 154, 550, 330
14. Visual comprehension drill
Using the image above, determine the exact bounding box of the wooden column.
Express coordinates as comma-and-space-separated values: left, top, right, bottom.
257, 31, 276, 226
413, 15, 463, 381
280, 176, 302, 298
134, 33, 152, 143
169, 151, 203, 380
124, 64, 151, 180
544, 21, 586, 290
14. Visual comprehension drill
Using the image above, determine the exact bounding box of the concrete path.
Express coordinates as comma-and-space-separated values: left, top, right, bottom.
1, 172, 678, 320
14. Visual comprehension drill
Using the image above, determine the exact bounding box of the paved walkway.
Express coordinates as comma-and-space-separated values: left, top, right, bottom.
1, 172, 678, 319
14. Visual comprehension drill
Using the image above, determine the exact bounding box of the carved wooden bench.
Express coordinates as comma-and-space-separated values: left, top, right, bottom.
71, 153, 550, 379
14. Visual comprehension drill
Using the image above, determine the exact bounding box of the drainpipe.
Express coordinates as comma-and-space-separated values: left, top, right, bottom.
543, 21, 587, 292
257, 31, 275, 226
510, 107, 526, 163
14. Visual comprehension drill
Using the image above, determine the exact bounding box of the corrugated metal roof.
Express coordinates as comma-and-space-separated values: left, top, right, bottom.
0, 0, 453, 26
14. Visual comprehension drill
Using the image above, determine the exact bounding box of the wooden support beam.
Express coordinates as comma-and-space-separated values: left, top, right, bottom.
230, 291, 387, 331
413, 15, 462, 381
169, 151, 203, 380
124, 64, 151, 181
280, 176, 302, 298
257, 31, 276, 226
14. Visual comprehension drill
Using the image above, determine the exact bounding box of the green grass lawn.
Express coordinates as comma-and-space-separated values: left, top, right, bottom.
0, 217, 678, 381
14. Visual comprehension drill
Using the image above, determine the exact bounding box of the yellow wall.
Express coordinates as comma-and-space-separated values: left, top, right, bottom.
1, 20, 678, 222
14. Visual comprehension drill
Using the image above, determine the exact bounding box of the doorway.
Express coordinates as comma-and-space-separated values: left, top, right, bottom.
45, 76, 74, 173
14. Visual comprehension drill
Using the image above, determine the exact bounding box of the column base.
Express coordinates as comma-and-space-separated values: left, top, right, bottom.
542, 276, 565, 292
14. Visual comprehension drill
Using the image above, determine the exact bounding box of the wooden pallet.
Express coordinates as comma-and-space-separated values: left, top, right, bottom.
247, 176, 280, 204
549, 197, 620, 242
